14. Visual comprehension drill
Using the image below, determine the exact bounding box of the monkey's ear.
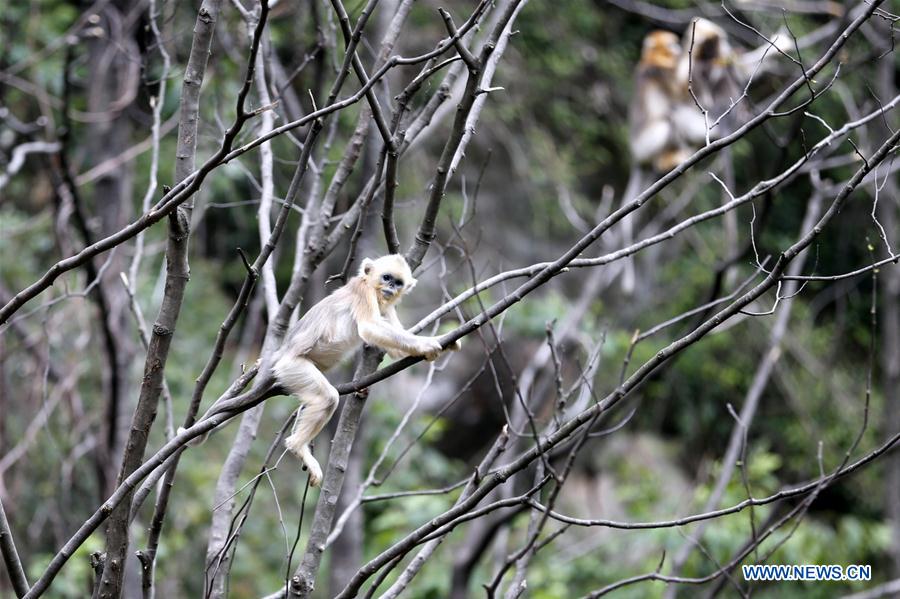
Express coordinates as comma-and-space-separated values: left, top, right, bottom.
406, 276, 417, 291
360, 258, 375, 276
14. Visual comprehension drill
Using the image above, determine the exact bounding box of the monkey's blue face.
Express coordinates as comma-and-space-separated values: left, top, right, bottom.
361, 254, 416, 304
378, 271, 405, 301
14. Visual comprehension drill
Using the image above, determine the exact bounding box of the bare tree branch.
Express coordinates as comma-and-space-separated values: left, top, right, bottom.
0, 497, 29, 598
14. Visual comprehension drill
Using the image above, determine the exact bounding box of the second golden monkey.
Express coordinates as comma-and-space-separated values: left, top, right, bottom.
629, 30, 686, 173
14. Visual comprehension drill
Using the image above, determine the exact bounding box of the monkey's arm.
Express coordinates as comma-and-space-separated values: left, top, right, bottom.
382, 308, 411, 359
358, 313, 442, 360
382, 307, 461, 359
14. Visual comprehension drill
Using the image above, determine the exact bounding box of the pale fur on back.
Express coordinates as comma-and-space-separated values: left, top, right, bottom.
274, 277, 374, 382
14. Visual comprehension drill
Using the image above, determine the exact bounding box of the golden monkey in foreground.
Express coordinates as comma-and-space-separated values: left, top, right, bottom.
273, 254, 460, 486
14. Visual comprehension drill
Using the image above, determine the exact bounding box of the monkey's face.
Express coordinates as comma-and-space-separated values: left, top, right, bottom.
377, 270, 408, 302
361, 254, 417, 306
684, 18, 731, 66
641, 30, 681, 70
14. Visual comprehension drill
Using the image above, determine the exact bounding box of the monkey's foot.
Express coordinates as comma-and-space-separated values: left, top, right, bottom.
285, 437, 323, 486
300, 451, 323, 487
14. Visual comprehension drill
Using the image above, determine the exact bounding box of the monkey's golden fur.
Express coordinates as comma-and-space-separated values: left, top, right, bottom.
629, 30, 687, 172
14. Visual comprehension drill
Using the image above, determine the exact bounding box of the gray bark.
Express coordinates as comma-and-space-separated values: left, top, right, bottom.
93, 2, 222, 597
327, 424, 366, 597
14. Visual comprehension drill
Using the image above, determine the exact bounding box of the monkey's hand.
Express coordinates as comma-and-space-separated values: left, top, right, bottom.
447, 339, 462, 352
177, 426, 209, 447
416, 337, 443, 361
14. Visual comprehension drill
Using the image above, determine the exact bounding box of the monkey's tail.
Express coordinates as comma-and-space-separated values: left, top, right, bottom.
620, 166, 644, 295
176, 370, 283, 448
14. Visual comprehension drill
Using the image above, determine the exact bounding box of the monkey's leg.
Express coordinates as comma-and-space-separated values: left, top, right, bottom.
273, 356, 339, 487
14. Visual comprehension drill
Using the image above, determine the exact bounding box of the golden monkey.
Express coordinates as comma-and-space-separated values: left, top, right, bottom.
272, 254, 459, 486
622, 30, 686, 293
629, 30, 687, 173
671, 17, 739, 151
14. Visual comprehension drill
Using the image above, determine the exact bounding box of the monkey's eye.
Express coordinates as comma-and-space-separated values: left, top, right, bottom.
381, 274, 392, 282
395, 279, 404, 288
